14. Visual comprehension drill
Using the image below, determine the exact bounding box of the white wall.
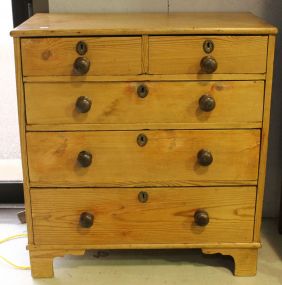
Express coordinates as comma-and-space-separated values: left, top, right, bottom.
50, 1, 282, 217
0, 2, 22, 181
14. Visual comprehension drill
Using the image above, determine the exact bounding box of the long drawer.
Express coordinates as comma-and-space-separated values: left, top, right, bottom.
30, 187, 256, 245
26, 130, 260, 187
21, 37, 142, 76
25, 81, 264, 126
149, 36, 268, 74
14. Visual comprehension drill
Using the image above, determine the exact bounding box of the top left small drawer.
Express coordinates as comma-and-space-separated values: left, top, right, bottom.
21, 37, 142, 76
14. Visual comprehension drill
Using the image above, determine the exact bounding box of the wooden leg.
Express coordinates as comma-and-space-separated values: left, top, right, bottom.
30, 254, 54, 278
202, 248, 258, 276
29, 249, 85, 278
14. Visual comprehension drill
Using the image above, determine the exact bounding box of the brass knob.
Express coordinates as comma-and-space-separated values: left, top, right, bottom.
194, 210, 209, 226
80, 212, 94, 228
137, 133, 148, 147
73, 57, 90, 75
77, 151, 92, 167
199, 95, 216, 112
197, 149, 213, 166
137, 84, 149, 98
76, 96, 92, 113
200, 56, 217, 74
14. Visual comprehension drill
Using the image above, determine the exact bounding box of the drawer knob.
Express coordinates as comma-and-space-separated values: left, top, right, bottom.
200, 56, 217, 74
77, 151, 92, 167
199, 95, 216, 112
194, 210, 209, 226
76, 96, 92, 113
73, 57, 90, 75
80, 212, 94, 228
137, 133, 148, 147
197, 149, 213, 166
138, 191, 149, 203
137, 84, 149, 98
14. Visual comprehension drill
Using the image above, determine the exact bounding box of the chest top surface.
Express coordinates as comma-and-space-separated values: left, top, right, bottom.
11, 12, 277, 37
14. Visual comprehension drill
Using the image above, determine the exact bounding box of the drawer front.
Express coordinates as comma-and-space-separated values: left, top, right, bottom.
25, 81, 264, 126
27, 130, 260, 187
149, 36, 268, 74
31, 187, 256, 245
21, 37, 142, 76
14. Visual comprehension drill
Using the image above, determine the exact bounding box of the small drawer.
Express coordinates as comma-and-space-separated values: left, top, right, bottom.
30, 187, 256, 245
21, 37, 142, 76
26, 130, 260, 187
149, 36, 268, 74
25, 81, 264, 126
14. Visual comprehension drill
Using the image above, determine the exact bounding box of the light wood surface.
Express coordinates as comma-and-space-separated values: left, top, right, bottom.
23, 74, 267, 82
26, 122, 262, 132
13, 38, 34, 243
25, 81, 264, 126
254, 35, 276, 241
30, 249, 85, 278
27, 242, 261, 250
149, 36, 268, 74
26, 130, 260, 187
30, 187, 256, 245
21, 37, 141, 76
141, 35, 149, 74
11, 13, 277, 37
202, 248, 258, 276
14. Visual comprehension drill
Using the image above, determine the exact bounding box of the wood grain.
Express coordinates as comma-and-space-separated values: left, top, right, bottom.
26, 122, 262, 132
10, 13, 278, 37
21, 37, 142, 76
149, 36, 268, 74
30, 249, 85, 278
13, 38, 34, 243
26, 130, 260, 187
202, 248, 258, 276
28, 242, 261, 250
30, 187, 256, 245
254, 35, 276, 241
25, 81, 264, 126
23, 74, 267, 82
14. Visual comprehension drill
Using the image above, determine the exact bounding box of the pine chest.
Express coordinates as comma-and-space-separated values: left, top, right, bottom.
11, 12, 277, 277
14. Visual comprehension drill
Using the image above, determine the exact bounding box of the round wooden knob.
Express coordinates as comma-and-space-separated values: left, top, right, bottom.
77, 151, 92, 167
194, 210, 209, 226
197, 149, 213, 166
200, 56, 218, 74
73, 57, 90, 75
80, 212, 94, 228
76, 96, 92, 113
199, 95, 216, 112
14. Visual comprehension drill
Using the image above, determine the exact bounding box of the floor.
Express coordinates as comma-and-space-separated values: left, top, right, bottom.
0, 209, 281, 285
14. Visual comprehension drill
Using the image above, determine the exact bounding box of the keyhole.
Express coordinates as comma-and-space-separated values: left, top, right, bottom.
137, 84, 148, 98
76, 41, 88, 55
137, 134, 148, 147
203, 40, 214, 54
138, 191, 148, 203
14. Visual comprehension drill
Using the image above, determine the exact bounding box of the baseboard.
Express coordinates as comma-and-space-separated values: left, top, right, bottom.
0, 159, 23, 203
0, 182, 24, 203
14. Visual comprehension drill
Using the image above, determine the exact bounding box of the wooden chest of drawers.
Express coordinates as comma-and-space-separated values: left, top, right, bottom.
11, 13, 277, 278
